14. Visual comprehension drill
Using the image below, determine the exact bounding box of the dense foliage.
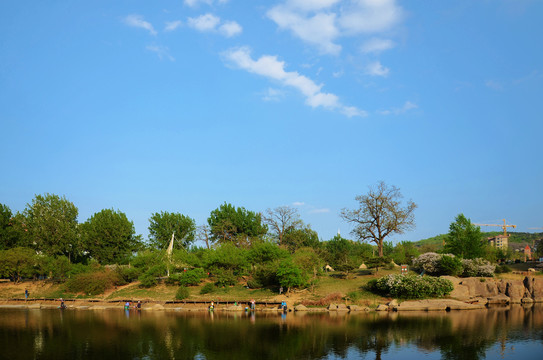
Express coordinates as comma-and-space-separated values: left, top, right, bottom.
412, 252, 495, 277
444, 214, 488, 259
371, 274, 454, 299
148, 211, 196, 250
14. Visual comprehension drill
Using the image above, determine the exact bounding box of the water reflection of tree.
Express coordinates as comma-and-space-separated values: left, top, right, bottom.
0, 305, 542, 359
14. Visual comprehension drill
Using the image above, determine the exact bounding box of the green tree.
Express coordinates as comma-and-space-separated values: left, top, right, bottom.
444, 214, 487, 259
81, 209, 141, 264
340, 181, 417, 257
24, 193, 79, 260
0, 247, 38, 282
282, 225, 321, 252
276, 259, 305, 292
390, 241, 420, 265
207, 203, 267, 246
148, 211, 196, 250
325, 235, 359, 274
0, 204, 24, 249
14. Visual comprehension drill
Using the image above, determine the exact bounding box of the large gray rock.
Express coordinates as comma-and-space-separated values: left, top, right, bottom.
348, 305, 370, 312
375, 304, 389, 311
336, 304, 349, 311
294, 304, 308, 311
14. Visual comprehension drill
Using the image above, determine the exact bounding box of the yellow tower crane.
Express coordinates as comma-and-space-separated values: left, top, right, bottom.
472, 219, 517, 236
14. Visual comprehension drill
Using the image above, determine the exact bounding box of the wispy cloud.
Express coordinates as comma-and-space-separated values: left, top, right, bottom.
365, 61, 389, 77
378, 101, 418, 115
361, 38, 395, 54
123, 14, 157, 36
164, 20, 182, 32
146, 45, 175, 61
268, 5, 341, 55
187, 14, 242, 37
267, 0, 403, 55
219, 21, 243, 37
188, 13, 221, 32
292, 201, 305, 206
222, 47, 366, 117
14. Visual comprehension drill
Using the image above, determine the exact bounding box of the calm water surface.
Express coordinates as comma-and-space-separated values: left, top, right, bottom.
0, 305, 542, 360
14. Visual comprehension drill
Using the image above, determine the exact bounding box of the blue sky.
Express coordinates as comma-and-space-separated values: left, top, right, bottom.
1, 0, 542, 244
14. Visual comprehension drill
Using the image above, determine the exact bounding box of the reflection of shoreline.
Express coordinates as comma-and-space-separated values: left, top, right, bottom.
0, 306, 542, 360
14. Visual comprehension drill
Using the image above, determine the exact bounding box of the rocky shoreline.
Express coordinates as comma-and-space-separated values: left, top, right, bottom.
2, 276, 541, 313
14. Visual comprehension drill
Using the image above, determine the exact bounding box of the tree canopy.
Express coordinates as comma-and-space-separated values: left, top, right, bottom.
444, 213, 487, 259
340, 181, 417, 257
81, 208, 141, 264
148, 211, 196, 250
23, 193, 79, 260
207, 202, 267, 246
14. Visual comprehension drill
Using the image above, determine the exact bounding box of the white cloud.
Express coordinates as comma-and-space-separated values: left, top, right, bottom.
267, 5, 341, 55
188, 13, 220, 32
292, 201, 305, 206
361, 38, 395, 54
222, 47, 366, 117
378, 101, 418, 115
339, 0, 403, 34
219, 21, 243, 37
164, 20, 182, 32
267, 1, 404, 55
365, 61, 389, 77
146, 45, 175, 61
123, 15, 157, 36
187, 14, 242, 37
288, 0, 340, 11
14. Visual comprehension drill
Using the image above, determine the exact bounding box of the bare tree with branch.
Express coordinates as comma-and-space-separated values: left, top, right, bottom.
263, 206, 303, 245
340, 181, 417, 257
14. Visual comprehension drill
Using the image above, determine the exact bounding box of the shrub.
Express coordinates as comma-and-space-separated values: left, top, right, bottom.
168, 268, 206, 286
276, 259, 306, 290
372, 274, 454, 299
246, 278, 263, 289
461, 258, 495, 277
439, 255, 463, 276
176, 286, 190, 300
252, 262, 280, 287
138, 264, 167, 288
495, 264, 512, 274
346, 291, 362, 302
65, 270, 123, 295
412, 253, 441, 275
200, 283, 216, 295
214, 269, 238, 287
116, 266, 141, 283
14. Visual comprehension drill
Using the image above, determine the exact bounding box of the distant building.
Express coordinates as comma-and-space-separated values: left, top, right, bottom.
487, 235, 509, 250
524, 245, 532, 261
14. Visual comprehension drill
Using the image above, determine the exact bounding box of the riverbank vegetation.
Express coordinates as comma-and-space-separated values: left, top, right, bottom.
1, 190, 542, 303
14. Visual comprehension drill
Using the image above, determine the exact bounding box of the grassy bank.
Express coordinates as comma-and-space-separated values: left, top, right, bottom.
2, 265, 540, 307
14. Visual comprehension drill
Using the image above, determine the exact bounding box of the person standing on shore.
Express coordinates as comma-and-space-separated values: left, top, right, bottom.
24, 289, 29, 300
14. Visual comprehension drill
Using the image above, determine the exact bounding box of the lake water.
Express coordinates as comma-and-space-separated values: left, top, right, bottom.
0, 305, 542, 360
